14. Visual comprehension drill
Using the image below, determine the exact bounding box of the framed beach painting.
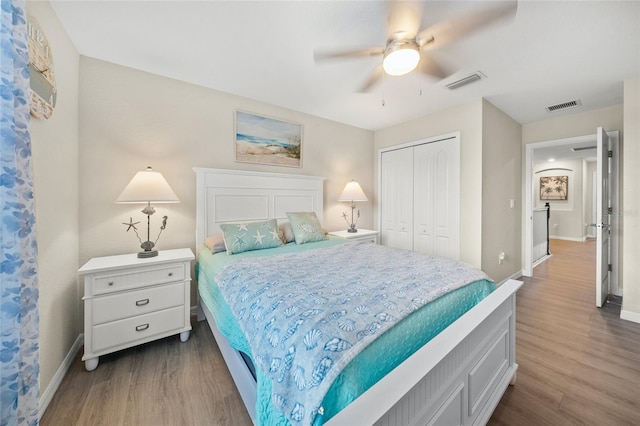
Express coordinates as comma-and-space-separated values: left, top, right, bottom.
540, 175, 568, 200
235, 111, 303, 167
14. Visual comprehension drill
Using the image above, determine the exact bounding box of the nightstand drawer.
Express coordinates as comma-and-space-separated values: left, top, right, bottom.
92, 306, 185, 353
92, 282, 185, 324
92, 263, 185, 295
355, 236, 378, 244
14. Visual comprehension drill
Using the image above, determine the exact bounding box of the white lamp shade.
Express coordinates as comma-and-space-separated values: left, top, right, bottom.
116, 167, 179, 203
338, 180, 368, 202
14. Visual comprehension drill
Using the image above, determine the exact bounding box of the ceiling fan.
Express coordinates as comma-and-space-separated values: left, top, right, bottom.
314, 1, 518, 91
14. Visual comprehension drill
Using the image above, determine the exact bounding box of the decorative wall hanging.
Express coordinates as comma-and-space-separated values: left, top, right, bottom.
235, 111, 302, 168
27, 15, 57, 119
540, 175, 568, 200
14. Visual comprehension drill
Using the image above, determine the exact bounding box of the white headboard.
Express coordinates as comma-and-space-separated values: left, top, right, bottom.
193, 168, 324, 248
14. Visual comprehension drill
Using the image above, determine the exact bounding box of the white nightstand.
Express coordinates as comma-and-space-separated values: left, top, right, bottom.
79, 248, 195, 371
328, 229, 379, 244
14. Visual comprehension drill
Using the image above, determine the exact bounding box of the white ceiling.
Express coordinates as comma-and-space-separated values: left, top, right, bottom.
48, 0, 640, 131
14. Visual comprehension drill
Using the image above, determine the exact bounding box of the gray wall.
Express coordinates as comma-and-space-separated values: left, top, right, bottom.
78, 56, 375, 304
27, 0, 81, 397
481, 100, 522, 282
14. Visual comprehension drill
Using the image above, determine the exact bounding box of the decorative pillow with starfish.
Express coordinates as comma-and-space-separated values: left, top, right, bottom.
220, 219, 283, 255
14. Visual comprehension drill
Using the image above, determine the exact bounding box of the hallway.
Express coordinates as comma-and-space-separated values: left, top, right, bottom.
489, 239, 640, 425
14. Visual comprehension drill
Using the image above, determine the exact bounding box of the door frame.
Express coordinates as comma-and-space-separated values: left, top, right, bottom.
523, 131, 620, 296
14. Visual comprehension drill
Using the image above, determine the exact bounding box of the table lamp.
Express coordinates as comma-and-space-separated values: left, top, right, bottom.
116, 166, 179, 258
338, 180, 368, 233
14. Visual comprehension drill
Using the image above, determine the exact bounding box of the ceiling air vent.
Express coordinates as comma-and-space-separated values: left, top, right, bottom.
571, 146, 596, 152
445, 72, 486, 90
546, 99, 582, 112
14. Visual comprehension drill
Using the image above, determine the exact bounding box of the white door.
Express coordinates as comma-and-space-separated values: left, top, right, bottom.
595, 127, 610, 307
380, 148, 414, 250
413, 140, 460, 259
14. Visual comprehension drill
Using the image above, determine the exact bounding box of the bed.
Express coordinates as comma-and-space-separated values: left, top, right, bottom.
194, 167, 522, 426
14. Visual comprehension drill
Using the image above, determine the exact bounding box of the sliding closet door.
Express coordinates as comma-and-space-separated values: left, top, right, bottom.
413, 140, 460, 259
380, 148, 413, 250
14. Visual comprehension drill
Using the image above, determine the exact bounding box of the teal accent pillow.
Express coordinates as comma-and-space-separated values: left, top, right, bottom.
220, 219, 283, 255
286, 212, 326, 245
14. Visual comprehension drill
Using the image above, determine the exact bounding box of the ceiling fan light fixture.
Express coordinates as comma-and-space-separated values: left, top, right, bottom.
383, 40, 420, 76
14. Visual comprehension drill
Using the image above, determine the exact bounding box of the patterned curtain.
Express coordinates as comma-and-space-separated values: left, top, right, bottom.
0, 0, 40, 425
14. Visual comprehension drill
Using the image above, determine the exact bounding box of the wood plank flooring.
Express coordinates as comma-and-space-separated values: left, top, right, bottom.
489, 239, 640, 425
41, 318, 252, 425
42, 239, 640, 425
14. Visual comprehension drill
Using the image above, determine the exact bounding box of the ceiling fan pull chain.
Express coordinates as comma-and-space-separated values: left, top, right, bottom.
382, 67, 386, 107
417, 59, 423, 96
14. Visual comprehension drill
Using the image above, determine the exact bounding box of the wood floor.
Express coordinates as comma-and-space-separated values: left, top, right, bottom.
489, 239, 640, 425
42, 239, 640, 425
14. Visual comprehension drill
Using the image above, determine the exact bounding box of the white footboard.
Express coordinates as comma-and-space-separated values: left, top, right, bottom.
200, 279, 522, 426
327, 279, 522, 426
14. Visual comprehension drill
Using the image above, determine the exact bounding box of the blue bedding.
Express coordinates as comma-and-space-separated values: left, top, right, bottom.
197, 238, 495, 425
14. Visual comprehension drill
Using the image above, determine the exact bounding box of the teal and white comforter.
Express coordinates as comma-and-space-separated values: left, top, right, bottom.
214, 241, 491, 425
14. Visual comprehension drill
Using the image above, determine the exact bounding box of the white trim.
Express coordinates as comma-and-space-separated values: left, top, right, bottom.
497, 271, 524, 286
549, 235, 587, 242
39, 334, 84, 420
620, 310, 640, 324
532, 254, 552, 269
523, 131, 619, 284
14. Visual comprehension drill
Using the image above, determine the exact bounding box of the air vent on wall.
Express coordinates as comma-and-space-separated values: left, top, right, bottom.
571, 146, 596, 152
546, 99, 582, 112
445, 72, 486, 90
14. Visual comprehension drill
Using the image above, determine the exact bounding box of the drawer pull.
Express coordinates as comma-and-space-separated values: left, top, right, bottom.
108, 281, 114, 286
168, 272, 174, 277
135, 324, 150, 332
136, 299, 150, 307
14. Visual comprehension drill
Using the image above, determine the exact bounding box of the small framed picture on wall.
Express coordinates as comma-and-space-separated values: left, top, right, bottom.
540, 175, 568, 200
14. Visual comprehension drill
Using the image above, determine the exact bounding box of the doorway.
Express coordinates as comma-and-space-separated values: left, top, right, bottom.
523, 131, 620, 298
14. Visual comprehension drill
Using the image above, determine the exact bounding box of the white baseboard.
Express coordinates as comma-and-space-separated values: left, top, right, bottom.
620, 310, 640, 324
549, 236, 586, 242
39, 334, 83, 420
497, 270, 524, 286
533, 254, 552, 269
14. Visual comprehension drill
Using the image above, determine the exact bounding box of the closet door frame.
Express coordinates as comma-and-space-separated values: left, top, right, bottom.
378, 131, 461, 258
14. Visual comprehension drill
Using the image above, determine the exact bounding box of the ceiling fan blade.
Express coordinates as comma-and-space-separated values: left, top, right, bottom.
417, 0, 517, 50
387, 1, 422, 40
358, 64, 384, 92
314, 47, 384, 62
418, 53, 451, 79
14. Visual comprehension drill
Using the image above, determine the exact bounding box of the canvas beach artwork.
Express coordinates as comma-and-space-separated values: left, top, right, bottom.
235, 111, 303, 167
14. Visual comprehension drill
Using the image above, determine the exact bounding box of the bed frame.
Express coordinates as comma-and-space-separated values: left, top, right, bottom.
194, 167, 522, 426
